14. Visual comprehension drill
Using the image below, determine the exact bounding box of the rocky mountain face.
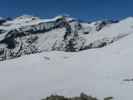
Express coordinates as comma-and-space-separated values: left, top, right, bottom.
0, 15, 133, 61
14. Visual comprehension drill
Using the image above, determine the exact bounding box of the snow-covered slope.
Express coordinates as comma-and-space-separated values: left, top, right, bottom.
0, 15, 133, 100
0, 30, 133, 100
0, 15, 133, 61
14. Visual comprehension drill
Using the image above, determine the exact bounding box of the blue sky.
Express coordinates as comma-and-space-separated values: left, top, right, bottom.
0, 0, 133, 21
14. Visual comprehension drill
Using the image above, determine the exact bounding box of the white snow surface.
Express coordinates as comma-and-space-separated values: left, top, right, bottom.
0, 31, 133, 100
1, 16, 133, 100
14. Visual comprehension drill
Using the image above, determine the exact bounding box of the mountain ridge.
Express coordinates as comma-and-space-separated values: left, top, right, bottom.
0, 15, 133, 61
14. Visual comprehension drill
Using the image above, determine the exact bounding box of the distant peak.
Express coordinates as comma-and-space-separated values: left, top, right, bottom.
53, 15, 74, 19
16, 15, 39, 20
121, 16, 133, 22
0, 17, 3, 19
55, 15, 76, 22
126, 16, 133, 19
0, 17, 4, 20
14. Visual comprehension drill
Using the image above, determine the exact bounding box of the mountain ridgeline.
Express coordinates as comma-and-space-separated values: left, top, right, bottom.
0, 15, 133, 61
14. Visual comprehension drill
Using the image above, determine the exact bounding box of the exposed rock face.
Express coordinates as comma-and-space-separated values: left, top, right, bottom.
0, 15, 132, 61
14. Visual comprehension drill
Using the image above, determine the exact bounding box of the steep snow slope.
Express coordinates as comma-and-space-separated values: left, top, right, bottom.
0, 15, 133, 61
0, 32, 133, 100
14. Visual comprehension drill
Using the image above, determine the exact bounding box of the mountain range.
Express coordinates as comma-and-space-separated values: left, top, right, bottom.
0, 15, 131, 61
0, 15, 133, 100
